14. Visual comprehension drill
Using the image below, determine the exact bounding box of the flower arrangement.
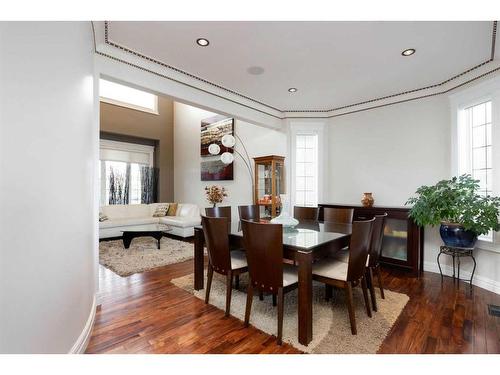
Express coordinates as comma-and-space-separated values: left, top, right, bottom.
205, 185, 228, 207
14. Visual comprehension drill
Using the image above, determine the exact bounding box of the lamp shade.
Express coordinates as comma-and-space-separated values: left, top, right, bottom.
221, 134, 236, 148
208, 143, 221, 155
220, 152, 234, 165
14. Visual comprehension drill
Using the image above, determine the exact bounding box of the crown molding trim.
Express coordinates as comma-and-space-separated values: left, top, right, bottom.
94, 21, 499, 120
104, 21, 282, 113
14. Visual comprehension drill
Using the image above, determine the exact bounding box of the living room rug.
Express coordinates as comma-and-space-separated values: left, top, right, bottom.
171, 272, 409, 354
99, 237, 194, 277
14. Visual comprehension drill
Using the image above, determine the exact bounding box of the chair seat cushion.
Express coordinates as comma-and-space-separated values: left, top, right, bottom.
330, 248, 349, 263
313, 258, 348, 281
330, 250, 370, 267
230, 250, 248, 270
283, 264, 299, 287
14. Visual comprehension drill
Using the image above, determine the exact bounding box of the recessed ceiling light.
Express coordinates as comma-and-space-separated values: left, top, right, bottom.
401, 48, 416, 56
247, 66, 265, 75
196, 38, 209, 47
288, 88, 298, 93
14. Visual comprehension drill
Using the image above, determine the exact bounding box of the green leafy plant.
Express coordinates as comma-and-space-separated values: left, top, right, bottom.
406, 174, 500, 236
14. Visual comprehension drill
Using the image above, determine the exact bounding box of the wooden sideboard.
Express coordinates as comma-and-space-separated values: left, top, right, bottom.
318, 203, 423, 277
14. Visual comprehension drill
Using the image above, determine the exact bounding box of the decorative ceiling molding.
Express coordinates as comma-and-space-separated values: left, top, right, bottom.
94, 21, 500, 120
103, 21, 282, 113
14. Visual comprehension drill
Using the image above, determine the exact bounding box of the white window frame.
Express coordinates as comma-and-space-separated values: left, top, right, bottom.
450, 76, 500, 253
289, 122, 326, 210
99, 139, 154, 166
99, 78, 159, 115
99, 140, 154, 206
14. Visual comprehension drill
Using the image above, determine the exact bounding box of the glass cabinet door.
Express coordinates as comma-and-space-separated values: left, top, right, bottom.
256, 163, 273, 219
256, 163, 272, 200
254, 156, 285, 219
380, 218, 408, 261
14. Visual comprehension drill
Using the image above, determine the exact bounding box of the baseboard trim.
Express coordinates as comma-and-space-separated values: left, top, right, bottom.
69, 294, 96, 354
424, 261, 500, 295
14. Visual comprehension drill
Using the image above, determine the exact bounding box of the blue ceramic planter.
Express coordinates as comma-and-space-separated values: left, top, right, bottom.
439, 223, 477, 248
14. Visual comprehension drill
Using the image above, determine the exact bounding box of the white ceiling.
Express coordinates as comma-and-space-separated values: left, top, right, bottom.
104, 21, 496, 112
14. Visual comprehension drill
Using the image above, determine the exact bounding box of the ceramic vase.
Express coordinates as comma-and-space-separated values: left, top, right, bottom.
361, 192, 374, 207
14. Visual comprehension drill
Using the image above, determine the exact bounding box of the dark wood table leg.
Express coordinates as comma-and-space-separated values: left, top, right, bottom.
297, 251, 313, 346
325, 284, 333, 301
123, 233, 132, 249
153, 233, 162, 249
194, 227, 205, 290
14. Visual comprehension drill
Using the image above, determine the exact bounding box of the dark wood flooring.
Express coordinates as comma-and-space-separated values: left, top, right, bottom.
86, 248, 500, 354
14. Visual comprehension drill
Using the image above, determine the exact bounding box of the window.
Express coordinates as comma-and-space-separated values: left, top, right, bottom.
99, 140, 155, 206
458, 101, 493, 241
295, 134, 318, 207
99, 78, 159, 114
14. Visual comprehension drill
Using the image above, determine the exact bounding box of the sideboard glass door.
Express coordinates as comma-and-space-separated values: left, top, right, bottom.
381, 218, 408, 261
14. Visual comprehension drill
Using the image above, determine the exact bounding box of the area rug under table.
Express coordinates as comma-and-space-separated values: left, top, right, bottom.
99, 237, 194, 277
171, 272, 409, 354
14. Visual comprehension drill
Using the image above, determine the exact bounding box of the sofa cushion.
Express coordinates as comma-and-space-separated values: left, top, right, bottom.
152, 204, 169, 217
101, 204, 151, 219
167, 203, 178, 216
177, 203, 201, 218
159, 216, 201, 228
149, 203, 172, 216
99, 217, 159, 229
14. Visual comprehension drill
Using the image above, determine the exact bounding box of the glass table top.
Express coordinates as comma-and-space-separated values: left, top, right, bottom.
120, 224, 171, 233
197, 220, 351, 251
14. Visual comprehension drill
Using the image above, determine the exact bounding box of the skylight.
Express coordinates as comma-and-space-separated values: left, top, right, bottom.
99, 79, 158, 114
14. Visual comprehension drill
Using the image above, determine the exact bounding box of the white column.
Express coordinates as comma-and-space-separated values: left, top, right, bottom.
0, 22, 98, 353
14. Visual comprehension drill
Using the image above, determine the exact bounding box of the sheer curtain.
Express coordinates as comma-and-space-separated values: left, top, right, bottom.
140, 166, 159, 204
108, 164, 131, 205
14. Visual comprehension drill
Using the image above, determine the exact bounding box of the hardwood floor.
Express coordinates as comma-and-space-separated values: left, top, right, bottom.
86, 252, 500, 354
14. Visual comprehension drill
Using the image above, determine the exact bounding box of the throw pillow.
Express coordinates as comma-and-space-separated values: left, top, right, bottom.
99, 212, 108, 222
167, 203, 178, 216
152, 204, 170, 217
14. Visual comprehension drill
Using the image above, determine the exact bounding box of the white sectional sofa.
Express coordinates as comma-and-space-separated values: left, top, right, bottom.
99, 203, 201, 239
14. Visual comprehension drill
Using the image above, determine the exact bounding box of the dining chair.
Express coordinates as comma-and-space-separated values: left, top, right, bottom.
201, 216, 248, 317
238, 204, 260, 221
312, 218, 375, 335
205, 206, 232, 220
323, 207, 354, 224
241, 220, 298, 345
366, 213, 388, 311
330, 214, 387, 311
293, 206, 319, 221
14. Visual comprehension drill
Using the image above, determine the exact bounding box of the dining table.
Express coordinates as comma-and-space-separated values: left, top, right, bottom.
193, 220, 352, 346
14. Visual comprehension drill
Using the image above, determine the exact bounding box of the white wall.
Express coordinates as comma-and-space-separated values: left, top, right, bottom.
327, 96, 451, 206
327, 95, 500, 294
0, 22, 98, 352
174, 102, 287, 222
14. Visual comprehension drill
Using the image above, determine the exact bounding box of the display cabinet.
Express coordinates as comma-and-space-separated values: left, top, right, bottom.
318, 203, 424, 277
253, 155, 285, 219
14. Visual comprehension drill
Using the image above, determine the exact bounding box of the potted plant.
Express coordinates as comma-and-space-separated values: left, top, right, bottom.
205, 185, 228, 207
406, 174, 500, 248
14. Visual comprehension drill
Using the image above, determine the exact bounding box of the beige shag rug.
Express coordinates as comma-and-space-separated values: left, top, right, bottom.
171, 272, 409, 353
99, 237, 194, 277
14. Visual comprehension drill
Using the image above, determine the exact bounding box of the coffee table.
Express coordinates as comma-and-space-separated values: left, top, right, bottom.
121, 224, 172, 249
